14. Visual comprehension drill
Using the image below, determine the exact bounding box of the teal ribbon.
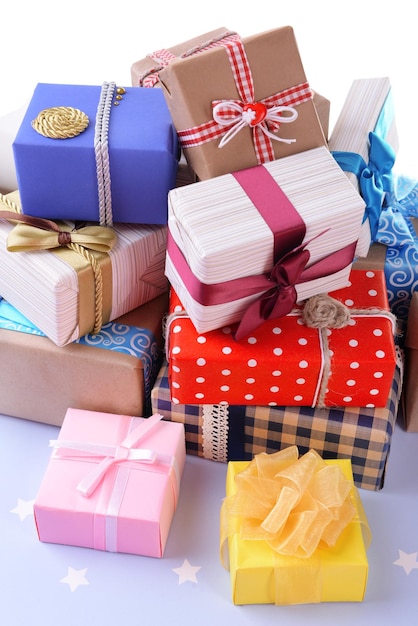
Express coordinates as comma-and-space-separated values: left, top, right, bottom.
331, 84, 418, 249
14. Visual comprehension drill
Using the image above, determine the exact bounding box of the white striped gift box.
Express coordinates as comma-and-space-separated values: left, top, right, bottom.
0, 191, 168, 347
329, 77, 399, 257
166, 145, 366, 335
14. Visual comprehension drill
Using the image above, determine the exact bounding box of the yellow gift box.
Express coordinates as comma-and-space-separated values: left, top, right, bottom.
220, 447, 370, 605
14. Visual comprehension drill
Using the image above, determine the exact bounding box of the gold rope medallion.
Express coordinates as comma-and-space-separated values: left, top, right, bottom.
31, 106, 89, 139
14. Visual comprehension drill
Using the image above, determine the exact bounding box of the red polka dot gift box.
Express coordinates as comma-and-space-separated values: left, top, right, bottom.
166, 269, 397, 408
166, 145, 366, 338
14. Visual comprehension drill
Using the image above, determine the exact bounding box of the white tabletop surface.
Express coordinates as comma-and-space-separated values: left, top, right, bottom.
1, 411, 418, 625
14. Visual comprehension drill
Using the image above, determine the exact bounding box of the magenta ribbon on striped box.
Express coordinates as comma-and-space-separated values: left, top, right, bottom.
167, 164, 357, 340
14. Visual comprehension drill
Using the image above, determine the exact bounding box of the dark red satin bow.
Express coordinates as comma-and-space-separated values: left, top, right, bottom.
234, 243, 310, 340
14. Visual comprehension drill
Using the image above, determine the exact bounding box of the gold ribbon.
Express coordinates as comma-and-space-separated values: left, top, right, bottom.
220, 446, 371, 604
0, 192, 117, 337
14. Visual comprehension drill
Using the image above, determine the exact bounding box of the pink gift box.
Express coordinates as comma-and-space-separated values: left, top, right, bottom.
34, 408, 186, 558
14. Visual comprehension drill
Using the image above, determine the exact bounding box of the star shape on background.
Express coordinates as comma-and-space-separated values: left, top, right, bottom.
393, 550, 418, 575
172, 558, 202, 584
10, 498, 35, 521
60, 566, 90, 592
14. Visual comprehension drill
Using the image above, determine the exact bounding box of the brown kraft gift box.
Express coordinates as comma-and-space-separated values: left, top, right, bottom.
0, 293, 168, 426
403, 291, 418, 431
131, 27, 237, 87
158, 26, 327, 180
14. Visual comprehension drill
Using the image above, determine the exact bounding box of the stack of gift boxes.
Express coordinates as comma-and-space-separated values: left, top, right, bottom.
142, 26, 406, 491
1, 23, 417, 604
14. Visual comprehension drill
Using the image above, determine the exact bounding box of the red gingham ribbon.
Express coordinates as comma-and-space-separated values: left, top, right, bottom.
178, 38, 313, 164
143, 49, 177, 87
140, 32, 239, 87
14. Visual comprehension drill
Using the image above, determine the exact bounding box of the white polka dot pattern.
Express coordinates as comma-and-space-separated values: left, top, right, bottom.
168, 270, 397, 407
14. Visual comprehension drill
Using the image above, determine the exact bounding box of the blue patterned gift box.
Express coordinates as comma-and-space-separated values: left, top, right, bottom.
0, 297, 163, 418
330, 77, 418, 340
352, 174, 418, 342
380, 176, 418, 328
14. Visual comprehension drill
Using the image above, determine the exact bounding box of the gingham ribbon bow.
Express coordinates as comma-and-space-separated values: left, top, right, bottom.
178, 37, 313, 164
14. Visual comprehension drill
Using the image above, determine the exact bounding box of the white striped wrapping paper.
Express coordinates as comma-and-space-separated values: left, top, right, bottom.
0, 195, 168, 346
328, 77, 399, 257
166, 145, 366, 333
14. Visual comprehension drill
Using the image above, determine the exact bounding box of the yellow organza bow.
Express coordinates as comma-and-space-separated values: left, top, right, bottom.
222, 446, 356, 560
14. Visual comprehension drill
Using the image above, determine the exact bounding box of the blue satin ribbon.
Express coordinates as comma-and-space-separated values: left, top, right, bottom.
332, 131, 397, 241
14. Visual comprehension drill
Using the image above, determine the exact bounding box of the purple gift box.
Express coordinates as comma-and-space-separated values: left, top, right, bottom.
13, 83, 179, 224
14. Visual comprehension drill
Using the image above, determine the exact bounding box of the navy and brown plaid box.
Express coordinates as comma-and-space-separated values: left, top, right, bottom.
151, 354, 403, 491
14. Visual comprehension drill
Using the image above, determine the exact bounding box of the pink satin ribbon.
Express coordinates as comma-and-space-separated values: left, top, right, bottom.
50, 414, 180, 552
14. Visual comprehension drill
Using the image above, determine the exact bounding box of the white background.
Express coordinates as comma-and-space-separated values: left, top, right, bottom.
0, 0, 416, 179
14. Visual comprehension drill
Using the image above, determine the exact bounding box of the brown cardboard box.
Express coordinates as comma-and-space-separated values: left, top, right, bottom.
0, 292, 168, 426
131, 27, 236, 87
159, 26, 326, 180
403, 291, 418, 431
312, 90, 330, 141
352, 242, 387, 271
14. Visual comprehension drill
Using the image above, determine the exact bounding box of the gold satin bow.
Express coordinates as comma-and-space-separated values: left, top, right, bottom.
0, 209, 116, 252
0, 196, 117, 335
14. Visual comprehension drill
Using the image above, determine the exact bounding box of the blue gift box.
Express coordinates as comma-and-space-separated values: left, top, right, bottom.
13, 83, 179, 224
353, 175, 418, 342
